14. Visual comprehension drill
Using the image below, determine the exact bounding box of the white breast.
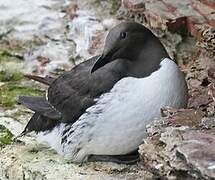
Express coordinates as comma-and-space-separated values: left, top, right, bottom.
37, 58, 188, 162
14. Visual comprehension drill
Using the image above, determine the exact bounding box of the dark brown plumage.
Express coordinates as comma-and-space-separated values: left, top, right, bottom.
24, 74, 55, 85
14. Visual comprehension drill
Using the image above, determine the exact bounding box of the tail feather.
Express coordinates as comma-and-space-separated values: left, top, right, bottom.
18, 76, 60, 135
18, 96, 62, 120
24, 74, 55, 85
21, 113, 59, 134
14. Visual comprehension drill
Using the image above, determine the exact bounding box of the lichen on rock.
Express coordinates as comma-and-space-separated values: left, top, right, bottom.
0, 125, 13, 148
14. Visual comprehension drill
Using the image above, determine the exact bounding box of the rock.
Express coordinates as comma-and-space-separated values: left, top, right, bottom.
208, 68, 215, 103
209, 83, 215, 102
122, 0, 145, 11
200, 117, 215, 129
188, 91, 212, 110
176, 131, 215, 179
0, 139, 153, 180
0, 125, 13, 148
161, 107, 204, 127
208, 68, 215, 82
196, 25, 215, 52
24, 41, 74, 75
140, 126, 192, 179
119, 0, 215, 52
0, 0, 65, 40
140, 109, 215, 179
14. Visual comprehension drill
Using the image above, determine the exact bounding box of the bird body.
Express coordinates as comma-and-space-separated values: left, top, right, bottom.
18, 22, 188, 163
36, 58, 187, 162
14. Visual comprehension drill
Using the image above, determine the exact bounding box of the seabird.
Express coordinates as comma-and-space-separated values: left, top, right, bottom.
18, 22, 188, 164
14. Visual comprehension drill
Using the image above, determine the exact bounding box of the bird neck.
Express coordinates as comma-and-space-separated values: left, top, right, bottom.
126, 41, 169, 78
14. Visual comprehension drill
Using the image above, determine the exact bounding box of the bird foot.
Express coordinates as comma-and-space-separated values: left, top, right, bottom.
88, 151, 139, 165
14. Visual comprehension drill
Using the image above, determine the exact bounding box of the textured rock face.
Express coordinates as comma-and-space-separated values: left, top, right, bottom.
0, 139, 150, 180
140, 113, 215, 179
119, 0, 215, 52
176, 131, 215, 178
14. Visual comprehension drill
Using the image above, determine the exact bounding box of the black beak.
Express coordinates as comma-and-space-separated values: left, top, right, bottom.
91, 54, 111, 73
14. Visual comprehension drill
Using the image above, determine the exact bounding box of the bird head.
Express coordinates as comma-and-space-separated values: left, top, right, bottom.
91, 22, 168, 74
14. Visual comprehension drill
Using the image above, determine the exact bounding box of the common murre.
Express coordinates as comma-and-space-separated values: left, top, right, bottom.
18, 22, 188, 164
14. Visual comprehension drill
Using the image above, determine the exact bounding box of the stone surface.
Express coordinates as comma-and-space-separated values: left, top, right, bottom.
161, 107, 204, 127
0, 0, 118, 76
0, 140, 151, 180
119, 0, 215, 51
177, 131, 215, 179
140, 119, 215, 179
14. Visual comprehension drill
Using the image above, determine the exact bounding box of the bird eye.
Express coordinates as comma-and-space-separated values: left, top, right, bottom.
120, 32, 127, 39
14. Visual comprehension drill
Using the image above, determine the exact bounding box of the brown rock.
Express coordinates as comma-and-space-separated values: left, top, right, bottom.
177, 131, 215, 179
209, 83, 215, 102
200, 117, 215, 129
161, 107, 204, 127
208, 68, 215, 82
188, 92, 212, 109
65, 3, 79, 20
120, 0, 215, 48
141, 116, 215, 179
122, 0, 145, 11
